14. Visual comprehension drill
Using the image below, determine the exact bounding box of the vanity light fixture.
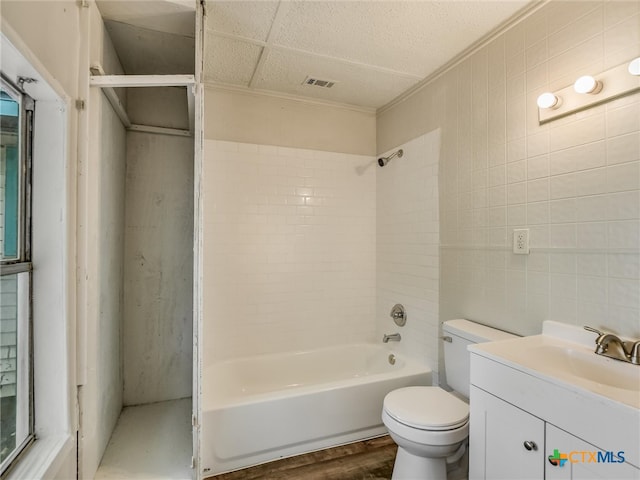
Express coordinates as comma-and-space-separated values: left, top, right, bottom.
573, 75, 602, 94
538, 57, 640, 124
536, 92, 560, 109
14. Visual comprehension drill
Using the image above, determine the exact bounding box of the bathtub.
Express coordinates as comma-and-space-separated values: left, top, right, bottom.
200, 343, 431, 476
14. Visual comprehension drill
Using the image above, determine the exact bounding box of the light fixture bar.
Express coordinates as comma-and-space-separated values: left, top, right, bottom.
538, 59, 640, 124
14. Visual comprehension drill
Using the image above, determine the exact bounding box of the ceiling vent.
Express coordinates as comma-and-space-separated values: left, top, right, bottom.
303, 76, 337, 89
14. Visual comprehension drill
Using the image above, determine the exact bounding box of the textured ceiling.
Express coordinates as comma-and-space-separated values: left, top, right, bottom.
205, 0, 534, 109
97, 1, 536, 109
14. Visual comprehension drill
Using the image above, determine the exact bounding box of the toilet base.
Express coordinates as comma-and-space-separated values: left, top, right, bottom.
391, 446, 447, 480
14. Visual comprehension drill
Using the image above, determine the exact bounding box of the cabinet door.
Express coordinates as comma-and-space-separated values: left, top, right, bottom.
469, 385, 544, 480
546, 424, 640, 480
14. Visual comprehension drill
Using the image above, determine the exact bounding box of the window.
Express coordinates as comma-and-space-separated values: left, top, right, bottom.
0, 75, 34, 476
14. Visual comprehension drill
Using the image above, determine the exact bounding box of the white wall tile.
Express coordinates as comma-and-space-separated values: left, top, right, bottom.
376, 0, 640, 346
377, 131, 440, 369
551, 198, 577, 223
549, 114, 605, 152
549, 141, 606, 175
550, 223, 577, 248
577, 275, 607, 304
577, 253, 607, 276
577, 222, 608, 249
547, 6, 603, 58
607, 132, 640, 166
604, 1, 639, 28
507, 182, 527, 205
203, 140, 376, 361
609, 220, 640, 248
527, 201, 550, 225
607, 161, 640, 193
550, 173, 577, 199
607, 101, 640, 138
607, 191, 640, 220
527, 155, 550, 180
507, 204, 527, 225
576, 195, 608, 222
609, 278, 640, 309
528, 177, 550, 202
507, 160, 527, 183
604, 13, 640, 59
574, 167, 615, 196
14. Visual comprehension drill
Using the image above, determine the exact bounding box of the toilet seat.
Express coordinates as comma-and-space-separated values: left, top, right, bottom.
383, 386, 469, 431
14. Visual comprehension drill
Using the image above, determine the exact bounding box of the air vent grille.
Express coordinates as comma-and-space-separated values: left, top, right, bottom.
303, 76, 337, 89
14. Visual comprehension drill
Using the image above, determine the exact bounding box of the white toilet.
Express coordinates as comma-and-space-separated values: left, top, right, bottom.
382, 319, 516, 479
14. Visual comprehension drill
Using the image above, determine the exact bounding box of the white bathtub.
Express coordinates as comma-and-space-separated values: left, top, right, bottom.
200, 343, 431, 476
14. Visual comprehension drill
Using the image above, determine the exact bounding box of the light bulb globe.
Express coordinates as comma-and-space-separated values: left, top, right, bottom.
574, 75, 601, 94
537, 92, 558, 109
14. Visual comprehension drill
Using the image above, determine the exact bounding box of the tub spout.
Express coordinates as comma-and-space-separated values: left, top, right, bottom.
383, 333, 401, 343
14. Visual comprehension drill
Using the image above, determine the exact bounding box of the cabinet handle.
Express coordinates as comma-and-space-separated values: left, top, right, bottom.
523, 441, 538, 451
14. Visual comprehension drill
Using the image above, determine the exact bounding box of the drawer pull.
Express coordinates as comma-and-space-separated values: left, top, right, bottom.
523, 441, 538, 451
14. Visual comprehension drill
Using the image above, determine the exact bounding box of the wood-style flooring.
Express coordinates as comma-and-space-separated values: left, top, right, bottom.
208, 436, 397, 480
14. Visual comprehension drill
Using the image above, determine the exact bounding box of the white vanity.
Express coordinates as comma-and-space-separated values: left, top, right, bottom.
468, 321, 640, 479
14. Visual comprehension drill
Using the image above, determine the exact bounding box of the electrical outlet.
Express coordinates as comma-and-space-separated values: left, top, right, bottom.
513, 229, 530, 255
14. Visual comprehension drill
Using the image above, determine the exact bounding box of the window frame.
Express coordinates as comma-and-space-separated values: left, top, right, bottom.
0, 74, 35, 478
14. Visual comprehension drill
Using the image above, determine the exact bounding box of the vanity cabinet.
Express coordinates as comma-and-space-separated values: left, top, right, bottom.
546, 424, 639, 480
469, 343, 640, 480
470, 386, 640, 480
469, 385, 544, 479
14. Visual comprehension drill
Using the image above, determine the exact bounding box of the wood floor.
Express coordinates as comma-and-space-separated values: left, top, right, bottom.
208, 436, 397, 480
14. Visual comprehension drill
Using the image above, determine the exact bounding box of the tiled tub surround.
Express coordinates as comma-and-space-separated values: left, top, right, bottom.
202, 140, 376, 362
378, 0, 640, 339
376, 131, 441, 371
200, 344, 431, 475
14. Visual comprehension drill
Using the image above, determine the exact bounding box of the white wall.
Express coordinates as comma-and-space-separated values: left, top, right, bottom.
376, 130, 440, 371
0, 1, 81, 98
77, 6, 129, 478
123, 131, 194, 405
94, 94, 127, 453
1, 2, 81, 479
127, 87, 190, 130
205, 87, 376, 156
378, 0, 640, 342
202, 139, 376, 362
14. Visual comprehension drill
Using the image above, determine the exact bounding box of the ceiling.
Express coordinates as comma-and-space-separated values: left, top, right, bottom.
98, 0, 536, 110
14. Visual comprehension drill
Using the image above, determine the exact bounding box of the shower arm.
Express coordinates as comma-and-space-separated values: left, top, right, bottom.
378, 148, 403, 167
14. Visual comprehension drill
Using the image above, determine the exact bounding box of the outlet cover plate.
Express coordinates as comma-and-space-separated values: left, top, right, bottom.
513, 228, 530, 255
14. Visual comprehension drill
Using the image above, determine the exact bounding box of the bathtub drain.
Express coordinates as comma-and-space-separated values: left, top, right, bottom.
388, 354, 396, 365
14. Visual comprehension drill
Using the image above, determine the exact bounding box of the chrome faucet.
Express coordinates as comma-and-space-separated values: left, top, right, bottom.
383, 333, 401, 343
631, 342, 640, 365
584, 326, 639, 365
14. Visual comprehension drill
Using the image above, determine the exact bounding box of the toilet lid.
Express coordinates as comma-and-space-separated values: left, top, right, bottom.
383, 386, 469, 431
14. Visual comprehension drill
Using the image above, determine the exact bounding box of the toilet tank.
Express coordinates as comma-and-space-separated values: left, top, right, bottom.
443, 319, 517, 398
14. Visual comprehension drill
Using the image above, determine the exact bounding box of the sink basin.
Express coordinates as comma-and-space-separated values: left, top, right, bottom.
526, 344, 640, 391
469, 321, 640, 473
469, 322, 640, 409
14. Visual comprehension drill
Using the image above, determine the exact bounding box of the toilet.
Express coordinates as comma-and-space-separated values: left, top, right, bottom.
382, 319, 516, 479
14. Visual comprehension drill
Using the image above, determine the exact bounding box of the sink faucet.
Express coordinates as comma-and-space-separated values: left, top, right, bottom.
631, 342, 640, 365
584, 326, 638, 364
383, 333, 401, 343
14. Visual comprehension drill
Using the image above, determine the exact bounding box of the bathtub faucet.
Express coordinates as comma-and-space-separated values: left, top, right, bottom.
383, 333, 401, 343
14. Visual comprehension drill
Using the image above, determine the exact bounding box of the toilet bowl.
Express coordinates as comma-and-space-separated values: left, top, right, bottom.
382, 386, 469, 479
382, 319, 517, 479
